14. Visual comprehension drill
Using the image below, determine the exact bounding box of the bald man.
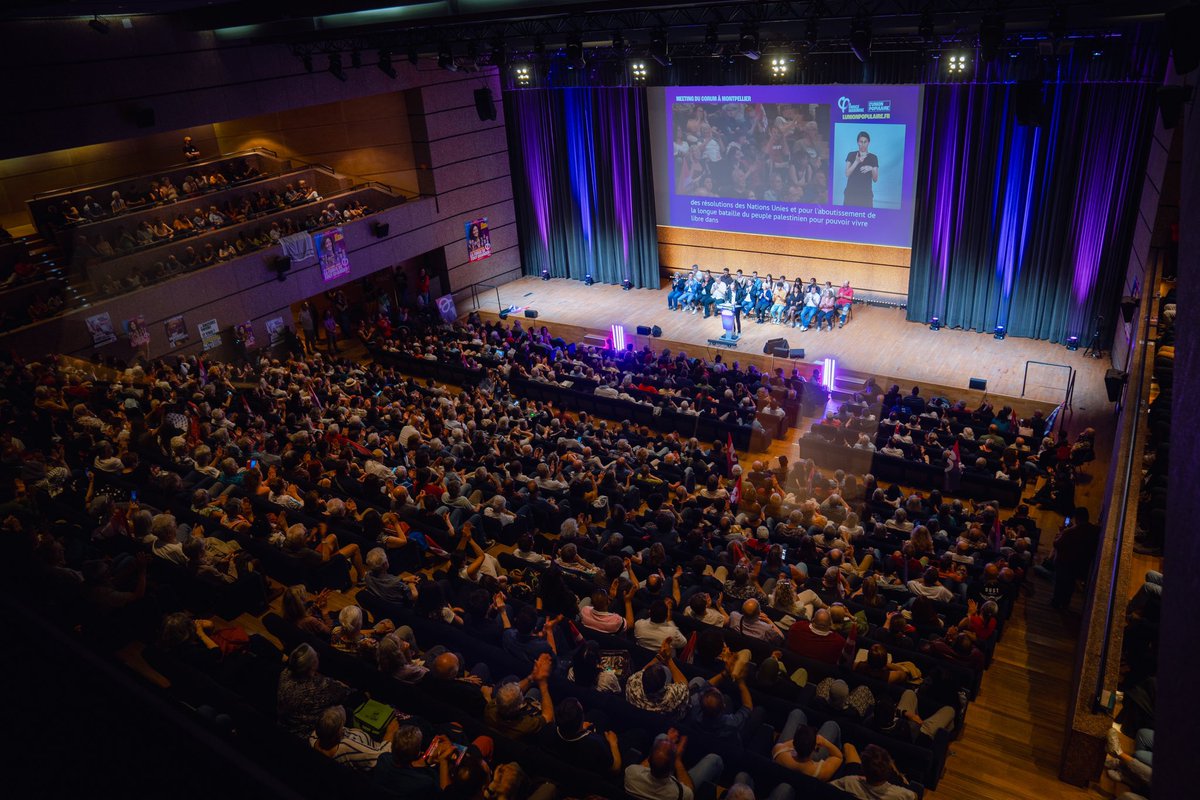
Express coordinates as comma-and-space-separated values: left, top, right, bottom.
785, 607, 852, 664
728, 598, 784, 644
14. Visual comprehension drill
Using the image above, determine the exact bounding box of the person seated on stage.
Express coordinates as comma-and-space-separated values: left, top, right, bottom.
682, 271, 702, 314
770, 279, 790, 324
667, 272, 688, 310
799, 284, 821, 330
836, 282, 855, 327
754, 278, 774, 323
785, 281, 805, 327
816, 283, 838, 331
700, 273, 718, 318
710, 274, 729, 310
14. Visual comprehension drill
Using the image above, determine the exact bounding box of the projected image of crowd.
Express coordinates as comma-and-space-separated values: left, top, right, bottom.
673, 102, 831, 205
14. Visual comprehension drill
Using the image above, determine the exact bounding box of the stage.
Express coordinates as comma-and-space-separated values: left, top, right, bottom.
466, 276, 1116, 419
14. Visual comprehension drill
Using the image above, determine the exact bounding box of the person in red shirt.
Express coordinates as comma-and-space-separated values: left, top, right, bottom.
959, 599, 998, 643
785, 608, 853, 664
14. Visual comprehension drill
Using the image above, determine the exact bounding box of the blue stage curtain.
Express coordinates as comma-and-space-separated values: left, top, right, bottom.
504, 87, 661, 288
906, 82, 1157, 344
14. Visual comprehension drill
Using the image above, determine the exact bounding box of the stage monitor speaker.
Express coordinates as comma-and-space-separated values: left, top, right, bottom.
1105, 369, 1128, 403
968, 377, 987, 391
1014, 80, 1044, 126
498, 310, 509, 320
636, 325, 652, 336
1120, 296, 1138, 324
474, 87, 497, 121
788, 348, 805, 359
652, 325, 662, 337
524, 309, 538, 319
371, 222, 390, 238
763, 337, 788, 355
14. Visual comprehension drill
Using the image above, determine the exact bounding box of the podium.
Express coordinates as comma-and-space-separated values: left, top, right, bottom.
708, 303, 741, 349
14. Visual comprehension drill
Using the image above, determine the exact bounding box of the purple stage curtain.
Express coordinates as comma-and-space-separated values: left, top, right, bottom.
907, 82, 1157, 344
504, 87, 661, 288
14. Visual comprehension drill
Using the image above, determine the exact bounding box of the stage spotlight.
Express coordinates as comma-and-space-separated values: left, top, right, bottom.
994, 325, 1006, 340
769, 56, 790, 80
89, 15, 110, 34
929, 316, 941, 331
541, 268, 551, 281
329, 53, 347, 82
1066, 335, 1080, 351
849, 17, 871, 63
947, 52, 970, 76
438, 45, 457, 72
514, 64, 532, 87
622, 278, 633, 291
650, 29, 670, 67
377, 50, 396, 78
738, 24, 761, 61
584, 273, 595, 286
630, 60, 648, 82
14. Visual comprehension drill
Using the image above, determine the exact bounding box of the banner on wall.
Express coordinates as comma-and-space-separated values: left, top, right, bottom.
235, 320, 256, 349
124, 315, 150, 348
165, 315, 189, 347
315, 227, 350, 282
435, 293, 458, 325
266, 316, 286, 345
198, 318, 221, 351
85, 312, 117, 347
466, 218, 492, 262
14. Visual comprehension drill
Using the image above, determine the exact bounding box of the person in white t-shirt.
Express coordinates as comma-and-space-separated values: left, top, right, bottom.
633, 598, 687, 654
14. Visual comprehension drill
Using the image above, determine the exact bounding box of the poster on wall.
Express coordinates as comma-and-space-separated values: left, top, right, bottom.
266, 316, 285, 345
315, 227, 350, 282
85, 312, 117, 347
466, 218, 491, 262
124, 315, 150, 348
435, 293, 458, 325
236, 320, 256, 349
165, 315, 188, 347
198, 318, 221, 351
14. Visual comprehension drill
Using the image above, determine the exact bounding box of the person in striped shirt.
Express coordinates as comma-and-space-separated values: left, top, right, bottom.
310, 706, 391, 770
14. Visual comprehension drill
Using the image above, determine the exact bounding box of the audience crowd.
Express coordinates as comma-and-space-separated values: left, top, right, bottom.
0, 302, 1090, 800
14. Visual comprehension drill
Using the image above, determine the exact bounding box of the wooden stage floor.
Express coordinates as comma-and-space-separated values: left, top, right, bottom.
475, 276, 1114, 416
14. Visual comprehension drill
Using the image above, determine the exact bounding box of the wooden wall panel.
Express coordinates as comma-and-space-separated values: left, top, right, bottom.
656, 225, 912, 298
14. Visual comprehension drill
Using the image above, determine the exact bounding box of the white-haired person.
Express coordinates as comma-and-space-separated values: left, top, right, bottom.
330, 604, 396, 657
310, 705, 391, 770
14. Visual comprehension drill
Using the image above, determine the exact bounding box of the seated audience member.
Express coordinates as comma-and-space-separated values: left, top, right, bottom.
771, 708, 844, 781
624, 732, 723, 800
785, 607, 850, 664
728, 598, 784, 644
483, 653, 555, 739
907, 566, 955, 603
832, 743, 917, 800
310, 705, 390, 770
372, 726, 457, 796
541, 697, 625, 773
633, 598, 687, 654
626, 642, 689, 718
277, 643, 352, 737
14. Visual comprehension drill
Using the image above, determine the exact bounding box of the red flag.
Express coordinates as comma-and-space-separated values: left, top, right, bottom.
952, 439, 961, 465
729, 474, 742, 506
